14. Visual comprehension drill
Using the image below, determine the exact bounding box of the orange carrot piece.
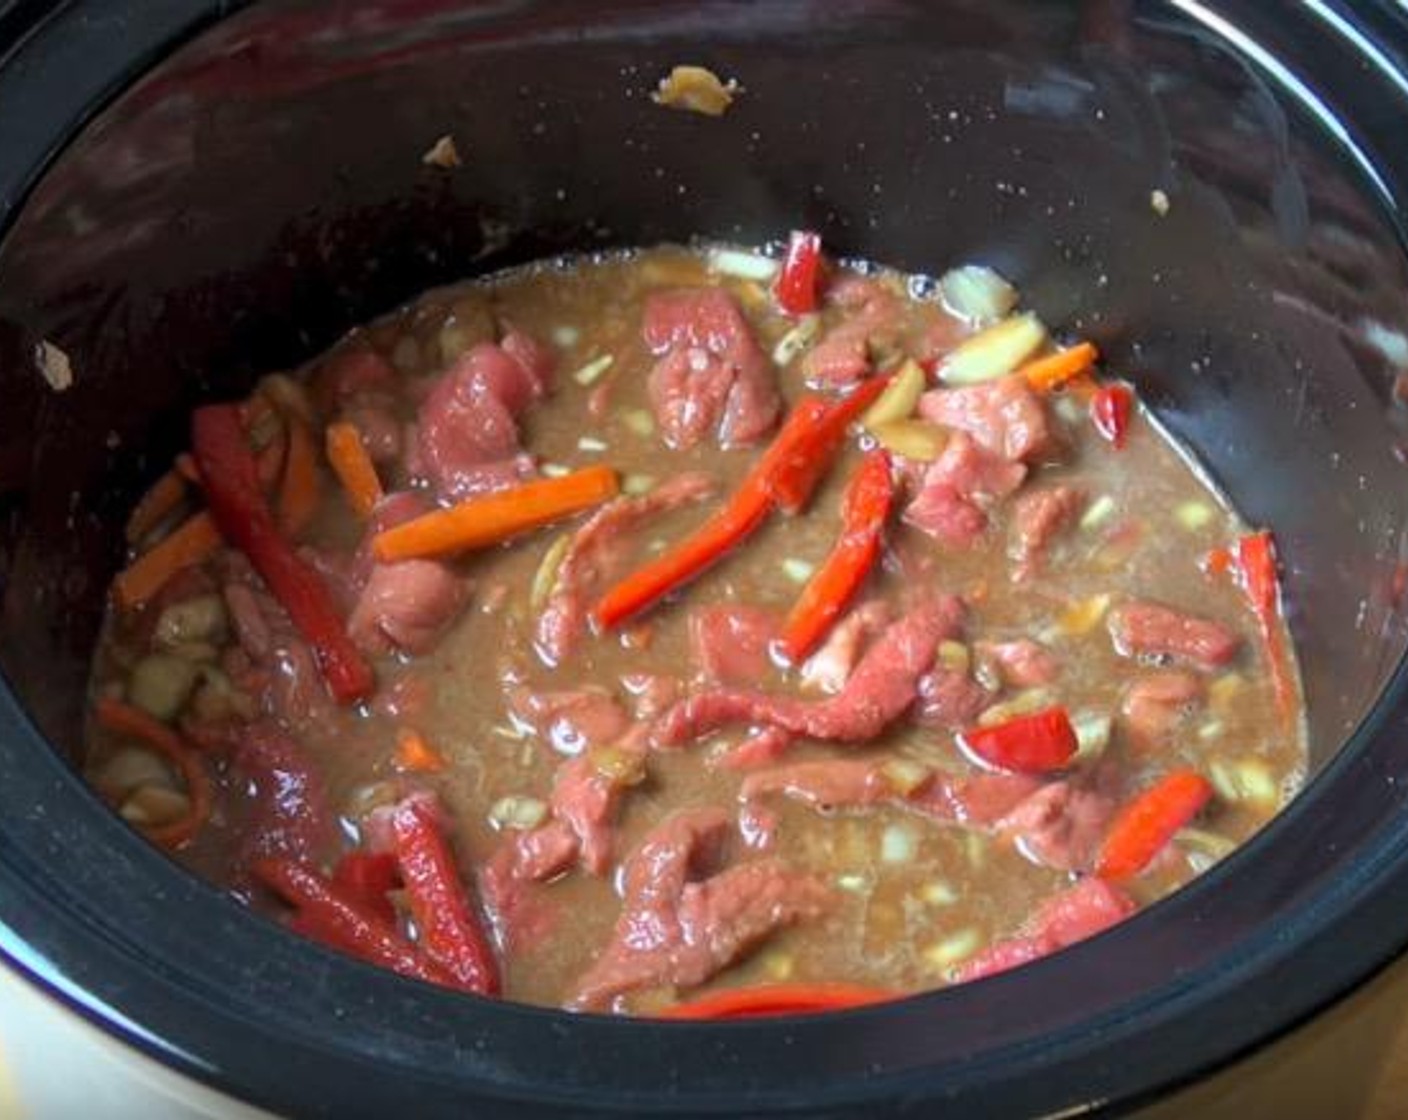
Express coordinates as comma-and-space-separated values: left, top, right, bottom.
275, 412, 321, 536
1020, 341, 1100, 393
1095, 769, 1213, 881
326, 421, 384, 518
395, 728, 447, 773
112, 511, 223, 610
93, 696, 212, 849
125, 469, 190, 546
373, 466, 619, 562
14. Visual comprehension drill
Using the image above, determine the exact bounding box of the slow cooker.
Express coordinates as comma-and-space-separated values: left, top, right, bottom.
4, 1, 1408, 1115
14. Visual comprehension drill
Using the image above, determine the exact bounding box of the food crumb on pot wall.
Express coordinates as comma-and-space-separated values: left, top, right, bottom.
652, 65, 741, 116
421, 135, 461, 169
35, 339, 73, 391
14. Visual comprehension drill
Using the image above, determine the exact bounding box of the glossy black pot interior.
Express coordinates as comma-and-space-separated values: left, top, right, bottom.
4, 1, 1408, 1116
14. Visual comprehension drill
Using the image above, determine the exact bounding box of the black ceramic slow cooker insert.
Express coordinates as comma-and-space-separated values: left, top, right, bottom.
4, 1, 1408, 1116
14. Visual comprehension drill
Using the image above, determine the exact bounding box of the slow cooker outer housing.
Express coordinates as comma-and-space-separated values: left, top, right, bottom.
4, 1, 1408, 1116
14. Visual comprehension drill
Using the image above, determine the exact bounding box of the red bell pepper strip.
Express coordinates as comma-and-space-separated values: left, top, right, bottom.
780, 450, 894, 663
659, 982, 899, 1020
254, 857, 453, 986
593, 380, 887, 629
1227, 530, 1296, 723
331, 850, 400, 928
592, 474, 774, 631
1095, 769, 1214, 881
390, 800, 501, 996
773, 230, 824, 316
765, 376, 892, 513
1090, 382, 1134, 448
191, 404, 374, 705
959, 706, 1078, 774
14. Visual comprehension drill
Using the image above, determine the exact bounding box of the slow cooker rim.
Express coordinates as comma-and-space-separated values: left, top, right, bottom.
6, 659, 1408, 1119
5, 0, 1408, 1116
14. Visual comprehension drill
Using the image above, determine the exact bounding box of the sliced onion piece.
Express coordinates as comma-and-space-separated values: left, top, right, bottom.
867, 419, 948, 462
707, 247, 779, 281
937, 264, 1018, 324
939, 313, 1047, 385
862, 358, 925, 428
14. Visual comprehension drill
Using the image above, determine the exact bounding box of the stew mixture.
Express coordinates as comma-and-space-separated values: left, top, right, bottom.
85, 239, 1307, 1016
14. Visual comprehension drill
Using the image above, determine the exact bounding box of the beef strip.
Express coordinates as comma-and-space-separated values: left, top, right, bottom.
643, 289, 780, 449
536, 472, 717, 664
1108, 600, 1241, 670
567, 807, 830, 1011
653, 594, 965, 746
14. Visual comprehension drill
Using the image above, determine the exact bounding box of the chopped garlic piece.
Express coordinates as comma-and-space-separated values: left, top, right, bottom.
918, 881, 958, 907
936, 640, 971, 673
924, 928, 982, 971
1175, 500, 1215, 531
572, 354, 614, 386
880, 823, 918, 864
771, 314, 821, 366
1208, 672, 1245, 713
488, 795, 548, 831
781, 557, 815, 584
621, 408, 656, 437
1079, 494, 1117, 531
1072, 710, 1113, 759
530, 533, 572, 610
1056, 593, 1112, 636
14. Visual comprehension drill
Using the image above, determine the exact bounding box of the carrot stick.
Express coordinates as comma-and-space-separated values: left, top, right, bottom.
93, 696, 212, 849
395, 728, 447, 773
1095, 769, 1213, 881
125, 469, 189, 545
112, 511, 223, 610
275, 412, 321, 536
1020, 341, 1099, 393
326, 420, 384, 518
373, 466, 619, 562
